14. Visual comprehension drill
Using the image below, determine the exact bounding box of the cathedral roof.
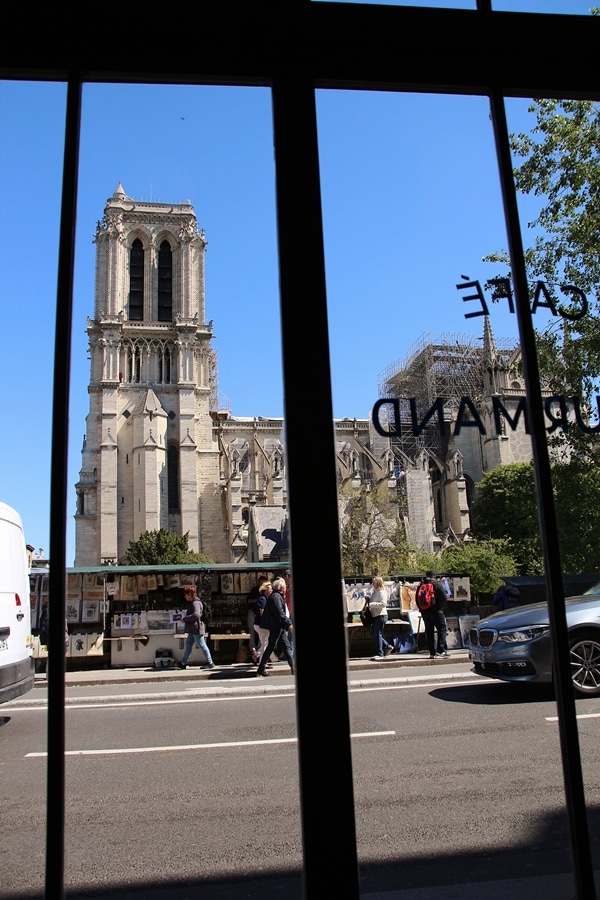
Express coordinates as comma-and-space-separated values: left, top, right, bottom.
111, 182, 131, 201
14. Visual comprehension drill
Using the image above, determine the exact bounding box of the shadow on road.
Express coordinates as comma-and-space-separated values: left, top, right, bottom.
429, 680, 556, 705
9, 806, 600, 900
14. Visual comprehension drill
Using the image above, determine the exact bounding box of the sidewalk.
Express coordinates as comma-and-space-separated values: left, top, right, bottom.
35, 648, 473, 689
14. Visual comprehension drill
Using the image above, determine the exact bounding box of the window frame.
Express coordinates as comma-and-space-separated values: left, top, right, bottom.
3, 4, 600, 900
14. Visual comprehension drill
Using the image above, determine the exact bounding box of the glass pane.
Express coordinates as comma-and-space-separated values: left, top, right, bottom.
2, 82, 300, 897
492, 0, 592, 12
0, 78, 64, 894
317, 86, 598, 889
0, 80, 63, 563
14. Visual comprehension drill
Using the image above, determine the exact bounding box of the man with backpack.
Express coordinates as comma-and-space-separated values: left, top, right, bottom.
415, 570, 449, 659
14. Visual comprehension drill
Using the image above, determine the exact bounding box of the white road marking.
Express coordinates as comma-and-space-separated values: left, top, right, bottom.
25, 730, 395, 758
546, 712, 600, 722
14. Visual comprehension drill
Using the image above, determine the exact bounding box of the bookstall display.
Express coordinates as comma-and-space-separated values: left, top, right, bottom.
29, 564, 288, 668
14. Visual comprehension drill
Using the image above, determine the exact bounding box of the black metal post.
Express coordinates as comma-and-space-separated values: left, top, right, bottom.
45, 74, 82, 900
271, 73, 360, 900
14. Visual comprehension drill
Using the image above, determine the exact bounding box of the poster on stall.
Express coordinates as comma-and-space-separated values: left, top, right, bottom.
66, 600, 81, 624
445, 616, 462, 649
220, 572, 234, 593
120, 576, 137, 600
452, 577, 471, 603
146, 610, 173, 633
458, 614, 480, 648
81, 600, 100, 623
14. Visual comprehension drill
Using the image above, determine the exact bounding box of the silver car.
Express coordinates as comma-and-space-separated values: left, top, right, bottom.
469, 582, 600, 697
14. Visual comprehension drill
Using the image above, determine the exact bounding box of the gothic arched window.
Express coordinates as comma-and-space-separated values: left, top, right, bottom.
167, 444, 180, 512
129, 239, 144, 321
157, 240, 173, 322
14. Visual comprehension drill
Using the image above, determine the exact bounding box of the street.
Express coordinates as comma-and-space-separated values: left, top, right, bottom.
2, 663, 600, 899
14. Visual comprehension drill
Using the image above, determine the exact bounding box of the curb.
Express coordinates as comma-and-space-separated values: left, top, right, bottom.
33, 651, 472, 690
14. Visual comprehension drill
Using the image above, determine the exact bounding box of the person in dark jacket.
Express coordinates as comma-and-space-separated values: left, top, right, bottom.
256, 577, 294, 677
247, 575, 267, 663
418, 571, 449, 659
177, 585, 215, 669
492, 585, 521, 610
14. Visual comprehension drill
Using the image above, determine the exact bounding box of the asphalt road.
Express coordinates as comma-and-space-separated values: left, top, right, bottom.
2, 664, 600, 899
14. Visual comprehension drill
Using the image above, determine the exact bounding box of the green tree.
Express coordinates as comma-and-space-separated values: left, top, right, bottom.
551, 461, 600, 573
440, 539, 518, 603
340, 486, 407, 576
125, 529, 213, 565
470, 463, 543, 574
485, 97, 600, 460
471, 460, 600, 575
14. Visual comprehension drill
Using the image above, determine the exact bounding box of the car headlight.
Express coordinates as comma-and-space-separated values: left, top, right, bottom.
497, 626, 550, 643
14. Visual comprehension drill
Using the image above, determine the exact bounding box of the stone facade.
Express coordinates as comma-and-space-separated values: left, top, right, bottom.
75, 185, 226, 564
75, 186, 540, 567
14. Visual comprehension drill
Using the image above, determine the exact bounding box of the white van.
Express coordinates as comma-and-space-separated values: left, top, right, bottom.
0, 502, 34, 702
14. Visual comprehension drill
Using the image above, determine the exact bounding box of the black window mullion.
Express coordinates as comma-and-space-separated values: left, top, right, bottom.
271, 73, 360, 900
47, 73, 82, 900
489, 89, 596, 900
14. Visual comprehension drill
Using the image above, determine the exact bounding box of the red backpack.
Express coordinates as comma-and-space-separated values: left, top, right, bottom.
416, 581, 435, 611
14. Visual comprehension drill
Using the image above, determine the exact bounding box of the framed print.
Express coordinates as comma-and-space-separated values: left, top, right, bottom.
67, 573, 81, 595
445, 616, 463, 649
117, 613, 132, 629
220, 572, 234, 593
146, 610, 173, 634
458, 614, 480, 648
66, 600, 81, 624
452, 577, 471, 603
120, 575, 137, 600
345, 584, 368, 613
81, 599, 100, 623
408, 610, 423, 636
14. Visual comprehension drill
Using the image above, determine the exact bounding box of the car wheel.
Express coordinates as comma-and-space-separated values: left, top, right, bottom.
569, 630, 600, 698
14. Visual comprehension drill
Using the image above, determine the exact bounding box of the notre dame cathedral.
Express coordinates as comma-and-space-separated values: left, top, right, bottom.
74, 185, 534, 566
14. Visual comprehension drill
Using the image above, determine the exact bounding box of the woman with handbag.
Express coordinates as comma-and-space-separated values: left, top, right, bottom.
368, 576, 393, 660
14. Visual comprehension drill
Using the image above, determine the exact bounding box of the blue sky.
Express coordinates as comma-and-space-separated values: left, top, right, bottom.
0, 0, 594, 563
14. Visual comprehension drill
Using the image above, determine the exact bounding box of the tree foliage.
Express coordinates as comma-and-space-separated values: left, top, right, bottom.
551, 460, 600, 573
471, 461, 600, 575
440, 539, 518, 602
470, 463, 542, 574
125, 529, 213, 566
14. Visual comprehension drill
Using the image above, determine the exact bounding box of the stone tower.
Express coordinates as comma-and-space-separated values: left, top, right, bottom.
74, 184, 228, 564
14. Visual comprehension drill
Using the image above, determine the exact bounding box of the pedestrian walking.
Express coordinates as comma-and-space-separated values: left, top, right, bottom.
369, 575, 393, 660
247, 575, 267, 664
256, 576, 294, 677
253, 580, 272, 666
177, 585, 216, 669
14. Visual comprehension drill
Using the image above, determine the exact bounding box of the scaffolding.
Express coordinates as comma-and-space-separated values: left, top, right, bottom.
378, 331, 518, 459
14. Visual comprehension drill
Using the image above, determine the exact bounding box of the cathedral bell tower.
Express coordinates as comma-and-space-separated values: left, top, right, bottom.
74, 184, 227, 564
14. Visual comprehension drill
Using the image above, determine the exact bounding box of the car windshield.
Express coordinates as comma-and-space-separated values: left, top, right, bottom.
583, 581, 600, 596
